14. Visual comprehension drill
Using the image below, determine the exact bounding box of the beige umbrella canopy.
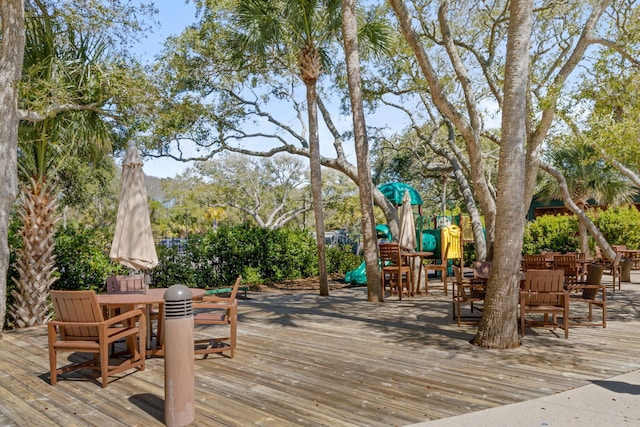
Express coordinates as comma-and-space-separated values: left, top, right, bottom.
398, 190, 417, 252
110, 143, 158, 270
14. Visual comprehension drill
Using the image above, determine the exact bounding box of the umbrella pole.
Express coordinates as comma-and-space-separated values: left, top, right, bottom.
144, 270, 151, 294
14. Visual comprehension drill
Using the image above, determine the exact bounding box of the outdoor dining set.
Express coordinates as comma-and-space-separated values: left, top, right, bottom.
47, 275, 242, 388
379, 242, 632, 339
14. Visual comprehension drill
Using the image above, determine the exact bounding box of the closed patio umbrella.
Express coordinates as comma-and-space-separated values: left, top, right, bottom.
398, 190, 416, 252
110, 143, 158, 271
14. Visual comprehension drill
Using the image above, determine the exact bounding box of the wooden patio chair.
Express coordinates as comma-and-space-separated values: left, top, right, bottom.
597, 252, 622, 292
452, 265, 485, 326
193, 276, 242, 358
567, 263, 606, 328
553, 255, 579, 287
519, 269, 569, 339
612, 244, 627, 253
522, 254, 548, 271
105, 274, 158, 344
106, 274, 147, 293
379, 243, 411, 300
105, 274, 150, 314
424, 242, 450, 295
48, 290, 146, 388
472, 261, 492, 280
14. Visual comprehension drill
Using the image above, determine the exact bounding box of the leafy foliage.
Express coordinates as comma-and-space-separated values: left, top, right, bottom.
522, 214, 579, 254
589, 206, 640, 249
151, 224, 324, 288
325, 245, 362, 275
151, 243, 198, 288
52, 224, 127, 292
538, 141, 635, 207
523, 206, 640, 254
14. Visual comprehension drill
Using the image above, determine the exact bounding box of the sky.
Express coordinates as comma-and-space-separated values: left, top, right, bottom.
129, 1, 372, 179
133, 1, 198, 178
132, 1, 499, 180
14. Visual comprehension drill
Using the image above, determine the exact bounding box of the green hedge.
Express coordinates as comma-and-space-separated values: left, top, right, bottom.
523, 214, 579, 254
53, 224, 128, 292
7, 222, 361, 296
523, 205, 640, 254
150, 224, 356, 288
589, 206, 640, 249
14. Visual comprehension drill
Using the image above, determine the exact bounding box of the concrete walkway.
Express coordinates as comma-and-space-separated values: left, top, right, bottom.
408, 266, 640, 427
409, 363, 640, 427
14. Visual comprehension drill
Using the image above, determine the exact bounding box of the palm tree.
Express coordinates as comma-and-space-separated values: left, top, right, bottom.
536, 142, 635, 256
226, 0, 347, 296
0, 0, 26, 334
11, 9, 115, 327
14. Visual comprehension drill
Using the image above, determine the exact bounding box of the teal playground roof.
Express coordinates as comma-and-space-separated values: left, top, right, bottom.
378, 182, 423, 206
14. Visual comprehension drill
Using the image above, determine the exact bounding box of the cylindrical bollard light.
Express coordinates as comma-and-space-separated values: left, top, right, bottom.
164, 284, 195, 427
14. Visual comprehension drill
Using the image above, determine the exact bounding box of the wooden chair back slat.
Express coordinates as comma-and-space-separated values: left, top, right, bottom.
553, 255, 578, 286
523, 254, 547, 271
612, 245, 627, 253
379, 242, 403, 265
51, 290, 103, 340
106, 275, 146, 293
581, 263, 605, 300
522, 269, 565, 304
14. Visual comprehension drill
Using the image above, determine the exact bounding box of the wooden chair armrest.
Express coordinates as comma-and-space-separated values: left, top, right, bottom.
200, 295, 231, 303
460, 282, 485, 290
49, 320, 104, 328
568, 284, 606, 290
193, 300, 237, 310
104, 308, 145, 326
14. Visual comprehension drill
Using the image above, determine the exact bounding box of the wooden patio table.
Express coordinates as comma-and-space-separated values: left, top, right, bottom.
97, 288, 205, 356
401, 251, 434, 295
616, 249, 640, 269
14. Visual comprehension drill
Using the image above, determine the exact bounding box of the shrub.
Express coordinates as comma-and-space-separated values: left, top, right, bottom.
151, 224, 321, 288
589, 206, 640, 249
151, 244, 197, 288
326, 244, 362, 275
522, 205, 640, 254
53, 224, 127, 292
522, 214, 579, 254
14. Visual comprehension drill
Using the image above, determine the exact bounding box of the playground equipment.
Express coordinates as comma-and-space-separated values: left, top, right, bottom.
345, 223, 465, 285
343, 182, 467, 286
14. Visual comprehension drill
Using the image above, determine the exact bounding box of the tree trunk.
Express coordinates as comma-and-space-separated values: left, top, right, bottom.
341, 0, 382, 302
389, 0, 497, 260
0, 0, 26, 333
540, 161, 616, 261
440, 121, 487, 260
11, 178, 59, 327
576, 201, 590, 257
306, 82, 329, 296
474, 0, 533, 349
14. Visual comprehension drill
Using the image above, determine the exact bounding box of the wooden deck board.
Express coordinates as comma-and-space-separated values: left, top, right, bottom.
1, 274, 640, 426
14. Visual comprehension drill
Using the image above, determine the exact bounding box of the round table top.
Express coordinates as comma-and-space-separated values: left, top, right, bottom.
97, 287, 206, 305
401, 251, 434, 257
617, 249, 640, 254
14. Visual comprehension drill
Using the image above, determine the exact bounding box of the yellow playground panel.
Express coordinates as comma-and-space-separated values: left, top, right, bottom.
441, 225, 463, 264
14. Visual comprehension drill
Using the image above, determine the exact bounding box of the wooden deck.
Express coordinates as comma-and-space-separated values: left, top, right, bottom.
2, 273, 640, 426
